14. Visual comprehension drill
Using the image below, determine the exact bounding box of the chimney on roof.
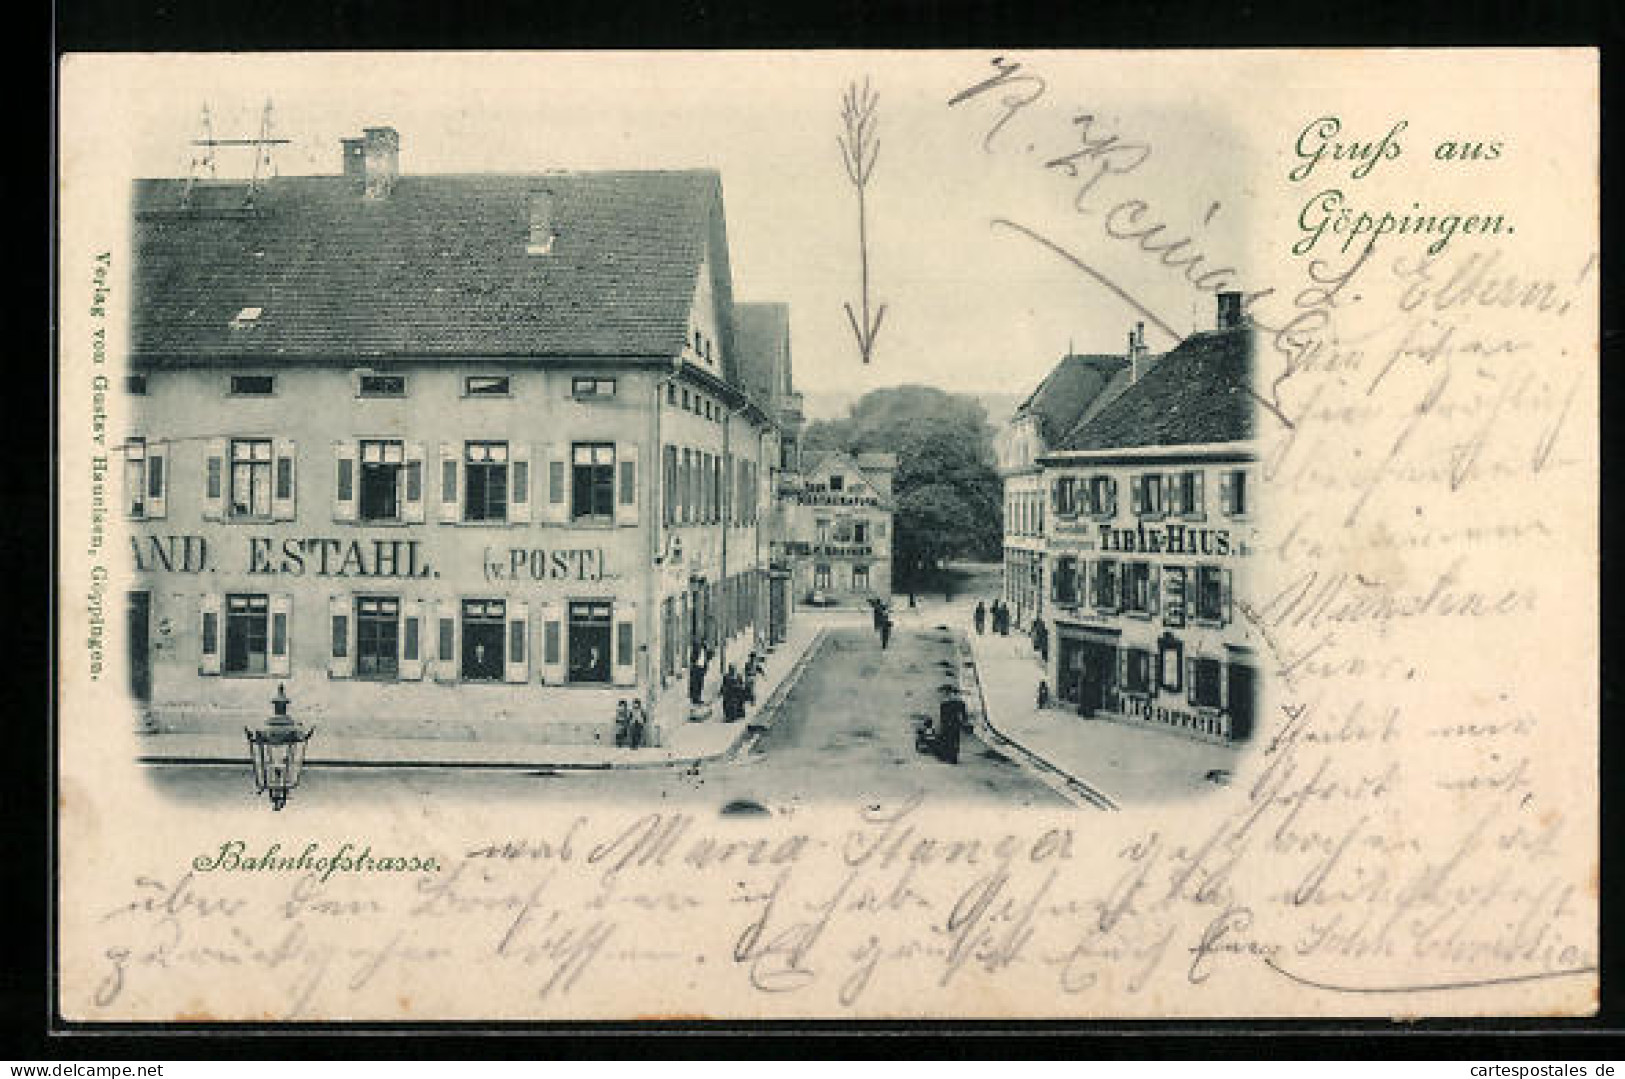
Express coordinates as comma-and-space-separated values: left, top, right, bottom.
346, 126, 398, 199
1126, 320, 1148, 383
1216, 290, 1244, 330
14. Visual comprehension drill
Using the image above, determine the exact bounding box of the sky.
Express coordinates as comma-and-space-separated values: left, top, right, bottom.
73, 51, 1263, 409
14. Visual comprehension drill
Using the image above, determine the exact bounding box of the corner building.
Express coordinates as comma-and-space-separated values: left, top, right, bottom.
1036, 300, 1260, 745
124, 129, 791, 746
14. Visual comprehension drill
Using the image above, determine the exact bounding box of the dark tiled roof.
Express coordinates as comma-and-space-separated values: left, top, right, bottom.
131, 171, 723, 360
1058, 327, 1255, 451
734, 302, 790, 409
1016, 353, 1129, 444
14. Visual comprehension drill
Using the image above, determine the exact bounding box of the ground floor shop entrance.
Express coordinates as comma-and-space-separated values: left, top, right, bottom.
1227, 661, 1256, 741
1057, 631, 1118, 716
568, 601, 613, 683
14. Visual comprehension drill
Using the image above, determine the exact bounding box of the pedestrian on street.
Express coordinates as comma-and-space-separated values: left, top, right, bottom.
973, 601, 986, 635
879, 613, 893, 651
722, 666, 746, 723
908, 590, 917, 609
870, 597, 885, 632
999, 600, 1011, 635
688, 643, 710, 707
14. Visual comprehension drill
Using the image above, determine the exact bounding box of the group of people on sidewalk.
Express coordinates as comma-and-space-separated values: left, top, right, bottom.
687, 642, 766, 723
973, 598, 1013, 636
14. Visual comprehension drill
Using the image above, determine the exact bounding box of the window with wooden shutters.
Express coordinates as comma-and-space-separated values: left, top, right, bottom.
612, 602, 636, 687
358, 440, 403, 522
146, 441, 167, 519
199, 593, 221, 675
400, 602, 423, 681
272, 439, 296, 520
229, 439, 274, 520
439, 444, 459, 523
505, 601, 530, 683
1123, 561, 1153, 614
328, 596, 353, 678
663, 446, 678, 526
572, 443, 615, 522
464, 441, 510, 523
224, 593, 269, 675
403, 443, 426, 523
124, 439, 151, 519
355, 596, 400, 679
269, 594, 291, 676
1194, 565, 1225, 623
615, 444, 639, 526
509, 443, 531, 524
1124, 649, 1153, 695
204, 440, 226, 521
1094, 559, 1118, 610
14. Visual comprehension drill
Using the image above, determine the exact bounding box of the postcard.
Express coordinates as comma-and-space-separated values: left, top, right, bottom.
55, 49, 1598, 1021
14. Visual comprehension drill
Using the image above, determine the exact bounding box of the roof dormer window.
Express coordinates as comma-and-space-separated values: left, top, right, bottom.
231, 306, 263, 329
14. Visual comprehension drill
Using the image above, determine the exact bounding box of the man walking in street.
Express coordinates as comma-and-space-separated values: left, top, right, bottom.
879, 611, 893, 651
974, 600, 987, 635
688, 643, 711, 708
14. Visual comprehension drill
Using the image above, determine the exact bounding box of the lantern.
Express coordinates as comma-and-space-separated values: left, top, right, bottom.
244, 683, 314, 810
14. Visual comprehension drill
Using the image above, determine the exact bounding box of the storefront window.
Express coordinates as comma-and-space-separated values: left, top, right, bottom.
572, 443, 615, 521
229, 439, 274, 519
355, 596, 400, 678
359, 440, 405, 522
464, 441, 509, 522
224, 593, 269, 675
1192, 656, 1223, 708
814, 564, 831, 591
853, 565, 870, 591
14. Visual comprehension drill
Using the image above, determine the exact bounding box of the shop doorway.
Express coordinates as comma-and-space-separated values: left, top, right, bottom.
1060, 636, 1118, 716
127, 591, 150, 703
1228, 663, 1257, 741
568, 600, 613, 683
461, 599, 506, 681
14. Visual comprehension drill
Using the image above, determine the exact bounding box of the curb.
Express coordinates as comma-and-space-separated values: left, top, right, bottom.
721, 627, 832, 763
952, 630, 1119, 811
138, 629, 832, 776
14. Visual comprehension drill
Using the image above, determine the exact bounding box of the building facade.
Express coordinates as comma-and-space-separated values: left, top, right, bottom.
778, 451, 895, 606
124, 129, 793, 746
993, 347, 1134, 633
1029, 298, 1260, 745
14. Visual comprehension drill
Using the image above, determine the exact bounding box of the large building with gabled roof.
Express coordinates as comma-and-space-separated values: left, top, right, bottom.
1001, 293, 1260, 746
1035, 295, 1260, 745
122, 126, 796, 750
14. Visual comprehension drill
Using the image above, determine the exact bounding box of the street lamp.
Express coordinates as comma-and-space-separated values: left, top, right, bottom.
245, 683, 314, 811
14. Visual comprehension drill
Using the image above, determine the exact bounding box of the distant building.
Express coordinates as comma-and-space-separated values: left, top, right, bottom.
1035, 294, 1259, 744
778, 450, 896, 606
124, 127, 794, 748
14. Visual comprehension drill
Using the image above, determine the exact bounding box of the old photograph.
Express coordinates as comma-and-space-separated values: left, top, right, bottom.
57, 50, 1597, 1022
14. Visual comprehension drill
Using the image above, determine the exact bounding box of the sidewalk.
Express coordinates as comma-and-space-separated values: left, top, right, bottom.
137, 616, 828, 771
962, 618, 1239, 807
